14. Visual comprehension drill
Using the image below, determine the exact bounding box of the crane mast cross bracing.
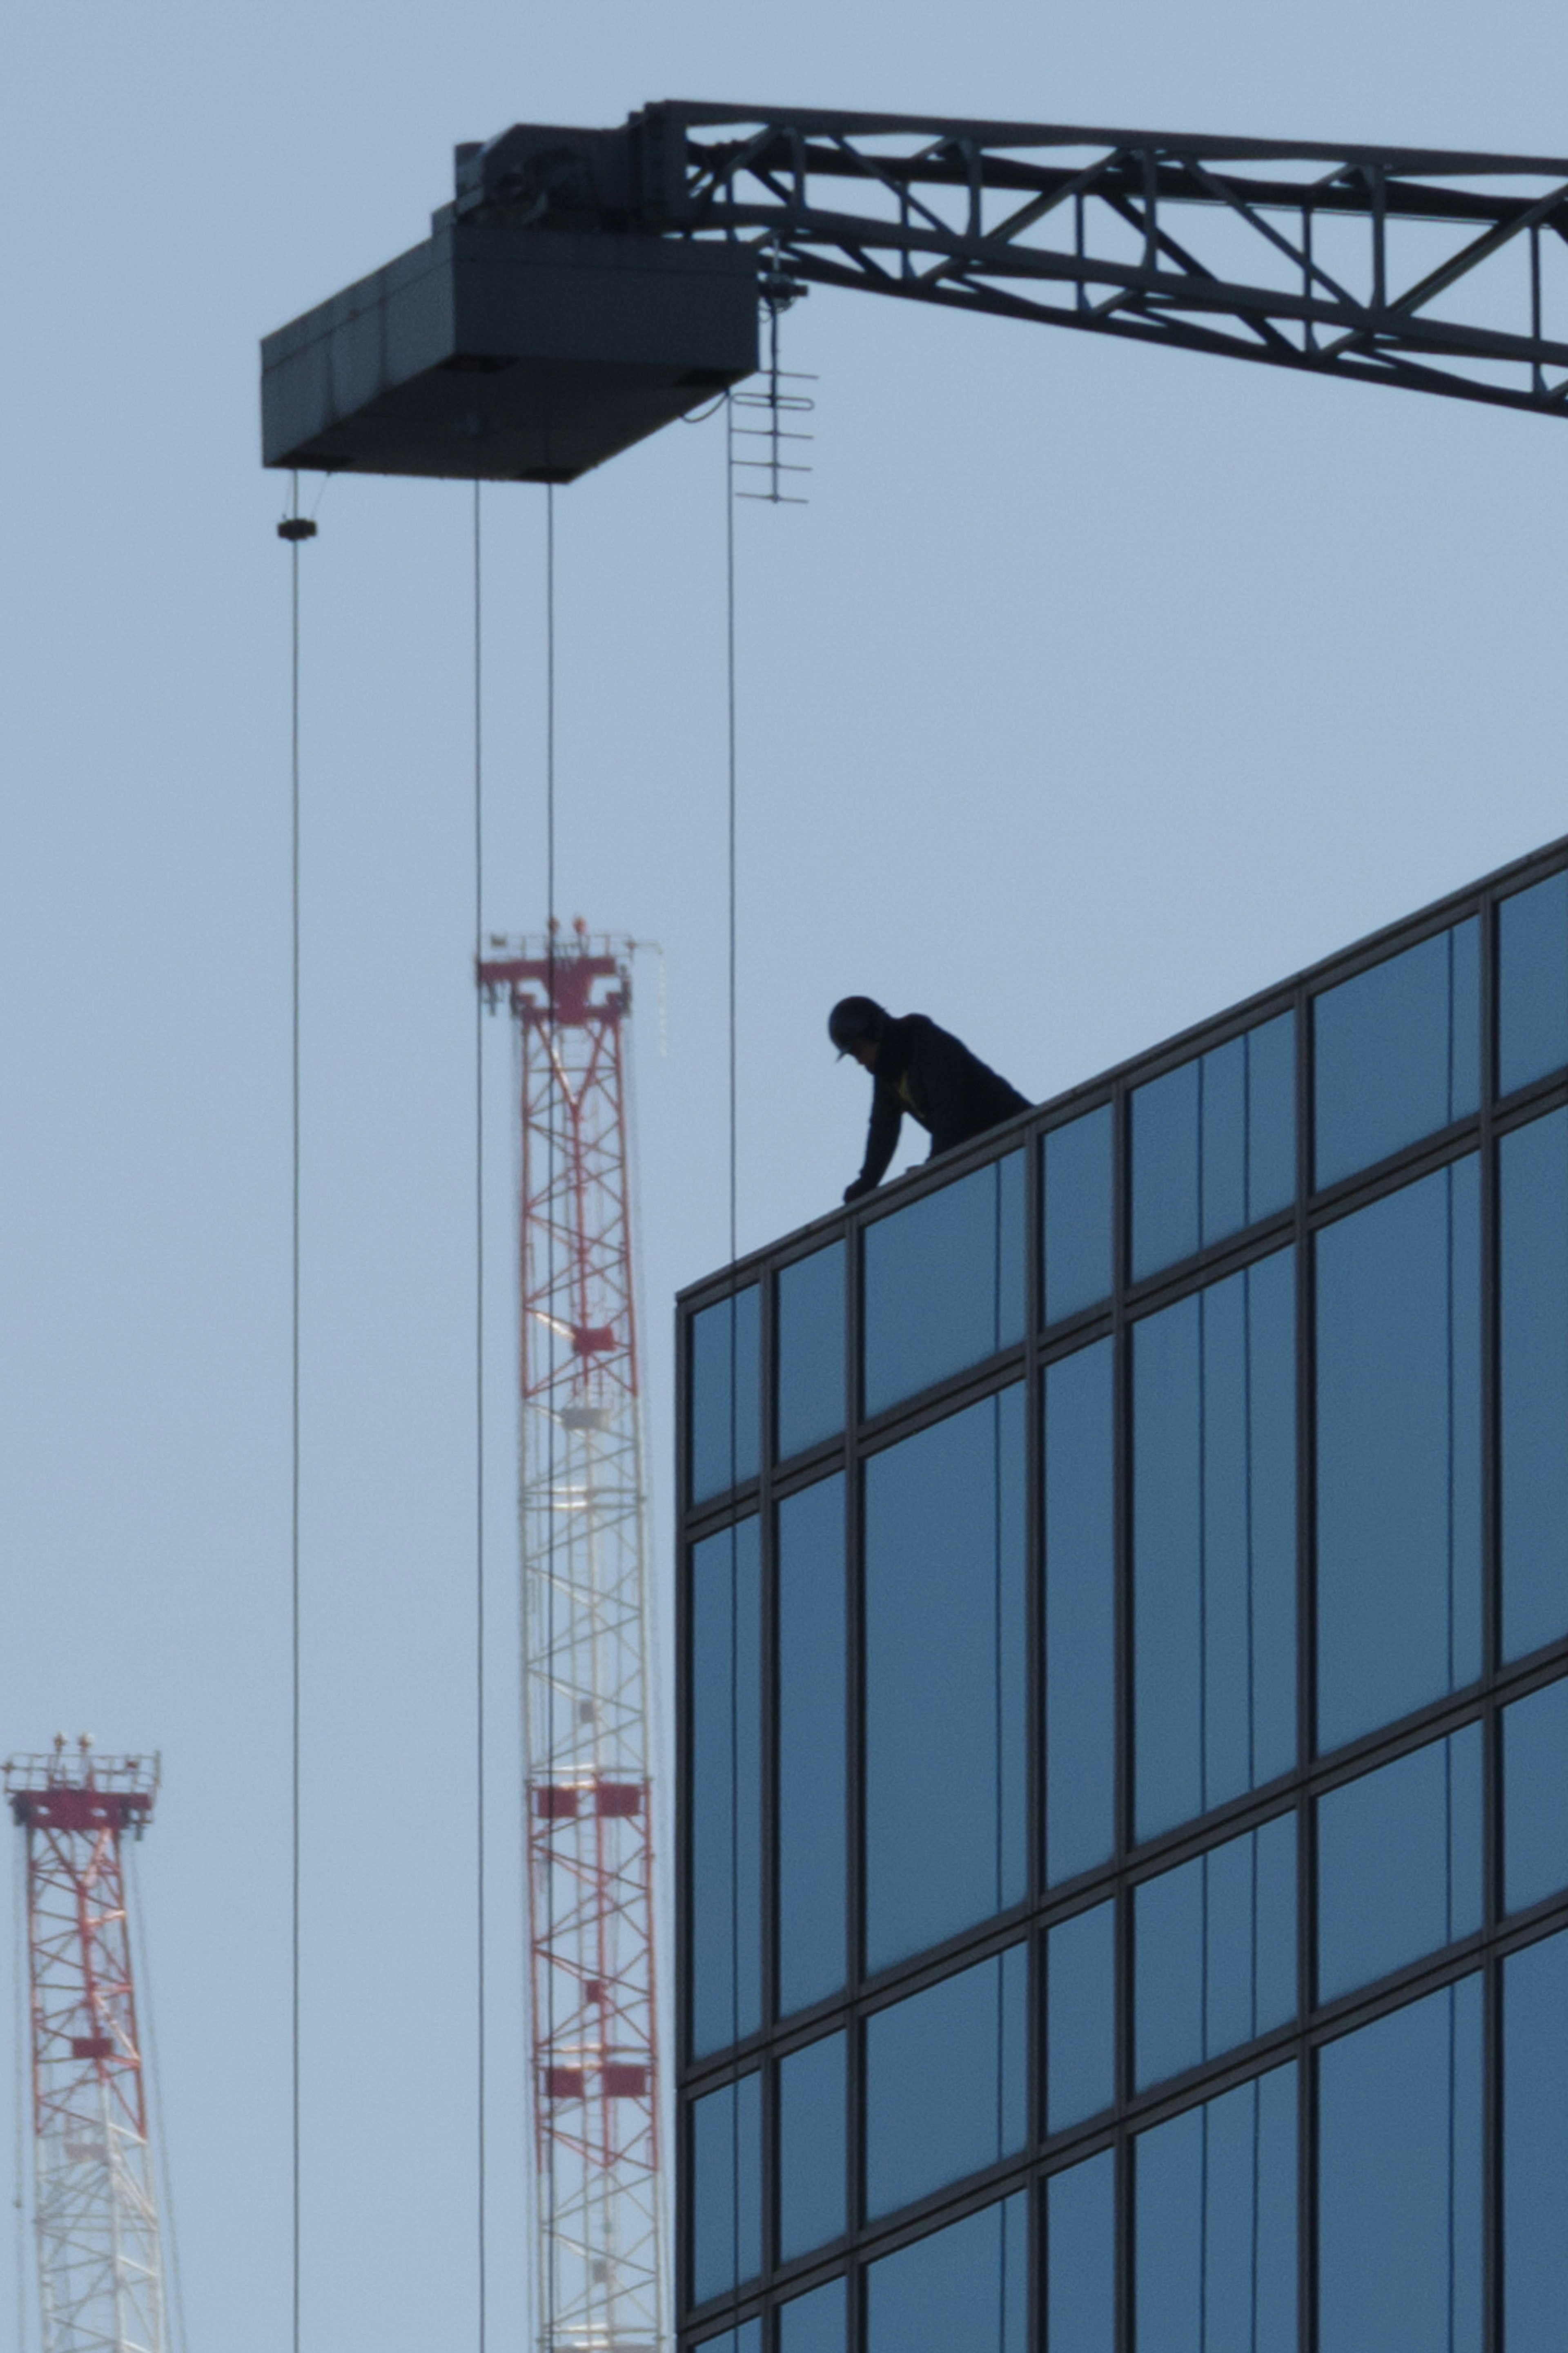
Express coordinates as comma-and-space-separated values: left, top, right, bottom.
479, 928, 665, 2353
5, 1742, 167, 2353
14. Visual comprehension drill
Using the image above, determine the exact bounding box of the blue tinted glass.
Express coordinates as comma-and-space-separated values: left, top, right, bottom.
1134, 1057, 1200, 1274
1131, 1014, 1296, 1279
779, 2278, 847, 2353
1504, 1679, 1568, 1914
1043, 1105, 1113, 1322
1317, 1725, 1482, 2000
1135, 1814, 1296, 2090
1318, 1978, 1482, 2353
690, 1287, 761, 1502
864, 1389, 1027, 1969
1316, 1157, 1482, 1750
1499, 871, 1568, 1095
1047, 2151, 1115, 2353
1045, 1339, 1116, 1883
1501, 1111, 1568, 1659
690, 1519, 762, 2056
867, 2193, 1027, 2353
777, 1242, 845, 1459
777, 1476, 846, 2015
691, 2071, 762, 2304
1047, 1899, 1114, 2130
863, 1153, 1024, 1415
695, 2326, 762, 2353
1504, 1929, 1568, 2351
778, 2032, 847, 2261
866, 1945, 1027, 2216
1134, 1249, 1296, 1838
1136, 2064, 1298, 2353
1313, 919, 1480, 1187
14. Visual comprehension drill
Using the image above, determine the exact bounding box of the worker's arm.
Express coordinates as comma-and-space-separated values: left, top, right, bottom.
844, 1083, 903, 1202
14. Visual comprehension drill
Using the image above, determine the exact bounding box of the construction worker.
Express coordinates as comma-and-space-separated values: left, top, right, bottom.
830, 996, 1031, 1204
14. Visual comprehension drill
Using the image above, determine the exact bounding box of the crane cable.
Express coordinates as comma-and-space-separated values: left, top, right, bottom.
281, 470, 308, 2353
472, 480, 489, 2353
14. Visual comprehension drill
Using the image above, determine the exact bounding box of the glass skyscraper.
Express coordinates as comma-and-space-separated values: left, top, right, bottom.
675, 839, 1568, 2353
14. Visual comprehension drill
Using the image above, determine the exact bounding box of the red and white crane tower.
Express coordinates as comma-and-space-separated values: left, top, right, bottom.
478, 923, 664, 2353
6, 1740, 167, 2353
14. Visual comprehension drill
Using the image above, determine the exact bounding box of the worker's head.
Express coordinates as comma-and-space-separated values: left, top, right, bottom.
829, 995, 887, 1070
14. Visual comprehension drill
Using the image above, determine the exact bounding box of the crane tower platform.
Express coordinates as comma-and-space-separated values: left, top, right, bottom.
478, 924, 665, 2353
6, 1739, 167, 2353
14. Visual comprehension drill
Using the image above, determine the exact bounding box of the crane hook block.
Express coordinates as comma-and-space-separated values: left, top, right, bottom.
261, 134, 761, 486
276, 517, 317, 541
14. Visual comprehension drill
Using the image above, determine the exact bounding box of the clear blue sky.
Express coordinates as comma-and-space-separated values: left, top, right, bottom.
4, 3, 1568, 2349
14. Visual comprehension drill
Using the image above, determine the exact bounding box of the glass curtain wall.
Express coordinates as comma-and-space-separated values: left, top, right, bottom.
679, 837, 1568, 2353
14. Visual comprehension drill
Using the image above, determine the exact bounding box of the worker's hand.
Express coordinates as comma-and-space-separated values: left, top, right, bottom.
843, 1176, 877, 1204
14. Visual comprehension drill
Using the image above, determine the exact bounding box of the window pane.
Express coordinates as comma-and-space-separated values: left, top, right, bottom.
778, 2031, 847, 2261
1047, 2150, 1115, 2353
1133, 1248, 1296, 1838
689, 1519, 762, 2056
864, 1389, 1027, 1969
1316, 1158, 1482, 1751
866, 2192, 1027, 2353
866, 1945, 1028, 2217
1499, 871, 1568, 1096
1046, 1899, 1114, 2130
1318, 1978, 1482, 2353
1132, 1013, 1295, 1278
695, 2325, 762, 2353
1501, 1111, 1568, 1659
690, 2072, 761, 2304
1317, 1725, 1482, 2000
779, 2278, 847, 2353
777, 1476, 846, 2016
1313, 919, 1480, 1187
690, 1287, 761, 1502
1504, 1929, 1568, 2352
1135, 2064, 1298, 2353
1045, 1339, 1116, 1884
1134, 1814, 1296, 2090
1043, 1104, 1113, 1322
777, 1242, 845, 1460
1504, 1679, 1568, 1914
863, 1153, 1025, 1415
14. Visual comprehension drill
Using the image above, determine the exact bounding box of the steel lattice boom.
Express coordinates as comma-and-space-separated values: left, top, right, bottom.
478, 925, 664, 2353
5, 1741, 166, 2353
454, 103, 1568, 419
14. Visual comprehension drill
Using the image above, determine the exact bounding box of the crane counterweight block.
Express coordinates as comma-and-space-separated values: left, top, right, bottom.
260, 219, 759, 484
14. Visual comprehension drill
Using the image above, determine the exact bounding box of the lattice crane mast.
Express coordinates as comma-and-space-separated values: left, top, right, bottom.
477, 927, 663, 2353
6, 1740, 167, 2353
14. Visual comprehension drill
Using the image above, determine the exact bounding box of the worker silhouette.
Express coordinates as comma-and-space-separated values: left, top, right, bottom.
831, 997, 1031, 1204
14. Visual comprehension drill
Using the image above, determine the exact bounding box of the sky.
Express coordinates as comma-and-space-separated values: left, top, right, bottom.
4, 2, 1568, 2349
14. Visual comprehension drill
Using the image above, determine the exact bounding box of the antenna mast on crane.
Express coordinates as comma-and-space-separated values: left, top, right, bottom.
6, 1739, 167, 2353
478, 922, 664, 2353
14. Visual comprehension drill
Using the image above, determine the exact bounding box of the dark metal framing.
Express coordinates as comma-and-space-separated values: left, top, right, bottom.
461, 105, 1568, 421
675, 830, 1568, 2351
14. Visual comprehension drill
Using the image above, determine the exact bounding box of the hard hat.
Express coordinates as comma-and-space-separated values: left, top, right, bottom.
828, 996, 887, 1056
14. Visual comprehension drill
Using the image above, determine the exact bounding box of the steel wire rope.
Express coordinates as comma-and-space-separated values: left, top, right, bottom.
473, 480, 490, 2353
723, 390, 744, 2309
541, 479, 560, 2353
13, 1827, 27, 2353
285, 468, 305, 2353
125, 1843, 189, 2353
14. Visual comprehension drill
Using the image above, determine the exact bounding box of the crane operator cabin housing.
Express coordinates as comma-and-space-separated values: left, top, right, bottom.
677, 837, 1568, 2353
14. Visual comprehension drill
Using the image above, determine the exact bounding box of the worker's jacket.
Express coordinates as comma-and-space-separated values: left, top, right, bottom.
857, 1014, 1031, 1189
